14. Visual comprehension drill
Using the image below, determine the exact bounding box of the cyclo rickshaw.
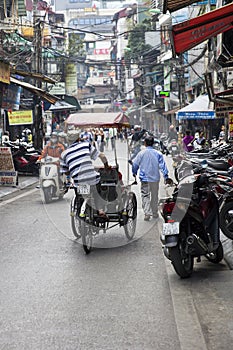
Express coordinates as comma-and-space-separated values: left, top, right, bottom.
65, 112, 137, 254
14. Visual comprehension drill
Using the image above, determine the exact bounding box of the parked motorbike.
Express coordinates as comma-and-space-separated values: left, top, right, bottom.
39, 156, 67, 203
160, 169, 223, 278
12, 144, 40, 175
210, 175, 233, 240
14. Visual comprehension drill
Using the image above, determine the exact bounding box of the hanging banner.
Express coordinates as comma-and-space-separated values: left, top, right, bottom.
8, 110, 33, 125
0, 147, 17, 186
171, 3, 233, 55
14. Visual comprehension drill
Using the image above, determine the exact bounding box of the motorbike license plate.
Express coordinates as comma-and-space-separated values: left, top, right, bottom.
77, 184, 90, 195
172, 147, 177, 151
163, 222, 179, 236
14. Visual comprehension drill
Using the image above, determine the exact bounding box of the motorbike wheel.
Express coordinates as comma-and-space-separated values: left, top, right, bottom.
206, 242, 224, 264
169, 245, 194, 278
220, 202, 233, 239
70, 196, 82, 239
43, 186, 53, 204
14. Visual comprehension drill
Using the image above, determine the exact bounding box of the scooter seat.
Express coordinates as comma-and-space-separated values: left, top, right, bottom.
207, 160, 229, 171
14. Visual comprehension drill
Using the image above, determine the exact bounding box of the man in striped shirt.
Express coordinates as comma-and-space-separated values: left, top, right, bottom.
60, 129, 109, 217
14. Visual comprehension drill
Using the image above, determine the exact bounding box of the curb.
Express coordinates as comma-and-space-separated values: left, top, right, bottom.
221, 233, 233, 269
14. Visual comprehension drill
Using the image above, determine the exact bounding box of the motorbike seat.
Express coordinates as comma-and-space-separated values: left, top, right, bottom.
207, 160, 229, 170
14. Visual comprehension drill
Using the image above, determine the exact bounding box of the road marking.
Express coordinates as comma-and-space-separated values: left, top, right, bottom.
0, 188, 38, 207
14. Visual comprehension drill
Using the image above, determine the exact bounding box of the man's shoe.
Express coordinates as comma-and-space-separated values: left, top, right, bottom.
144, 215, 151, 221
153, 214, 159, 219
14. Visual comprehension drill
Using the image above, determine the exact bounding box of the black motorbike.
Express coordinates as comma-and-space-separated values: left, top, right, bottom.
160, 168, 223, 278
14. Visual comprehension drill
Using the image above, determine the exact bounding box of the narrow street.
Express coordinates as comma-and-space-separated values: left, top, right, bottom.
0, 141, 233, 350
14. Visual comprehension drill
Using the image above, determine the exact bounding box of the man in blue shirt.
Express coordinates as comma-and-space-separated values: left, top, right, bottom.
132, 136, 170, 221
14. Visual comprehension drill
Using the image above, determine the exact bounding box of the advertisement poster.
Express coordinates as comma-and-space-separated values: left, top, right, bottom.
229, 112, 233, 138
0, 147, 17, 186
8, 110, 33, 126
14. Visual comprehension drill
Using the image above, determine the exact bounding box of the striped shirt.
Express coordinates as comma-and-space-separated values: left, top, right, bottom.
60, 141, 100, 186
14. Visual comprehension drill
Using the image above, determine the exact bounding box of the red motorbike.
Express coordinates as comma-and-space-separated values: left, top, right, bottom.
12, 144, 40, 175
160, 169, 223, 278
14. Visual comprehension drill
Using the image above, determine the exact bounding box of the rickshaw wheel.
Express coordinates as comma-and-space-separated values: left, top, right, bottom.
80, 221, 93, 254
70, 195, 82, 239
80, 205, 93, 254
124, 192, 137, 240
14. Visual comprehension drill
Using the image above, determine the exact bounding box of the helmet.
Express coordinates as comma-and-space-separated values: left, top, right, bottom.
67, 129, 81, 144
134, 125, 140, 130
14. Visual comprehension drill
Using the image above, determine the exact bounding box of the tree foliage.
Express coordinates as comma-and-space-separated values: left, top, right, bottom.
124, 20, 153, 66
68, 33, 85, 59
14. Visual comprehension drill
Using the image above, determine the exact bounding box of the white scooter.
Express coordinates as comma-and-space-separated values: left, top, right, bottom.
39, 156, 67, 203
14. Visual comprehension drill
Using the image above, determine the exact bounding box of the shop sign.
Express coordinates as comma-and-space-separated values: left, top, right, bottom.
2, 84, 21, 110
0, 147, 17, 186
8, 110, 33, 125
216, 102, 233, 118
94, 49, 109, 55
0, 61, 10, 84
65, 64, 77, 95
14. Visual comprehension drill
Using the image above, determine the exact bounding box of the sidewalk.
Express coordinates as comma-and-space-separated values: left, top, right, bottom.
0, 175, 38, 200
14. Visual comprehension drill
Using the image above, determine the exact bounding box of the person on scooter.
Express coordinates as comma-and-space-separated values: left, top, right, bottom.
60, 129, 110, 219
40, 132, 65, 159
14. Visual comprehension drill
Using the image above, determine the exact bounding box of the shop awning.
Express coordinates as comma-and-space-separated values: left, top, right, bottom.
10, 69, 57, 84
49, 100, 77, 111
176, 95, 215, 120
171, 3, 233, 55
163, 0, 198, 14
66, 112, 130, 128
10, 77, 59, 104
63, 95, 81, 111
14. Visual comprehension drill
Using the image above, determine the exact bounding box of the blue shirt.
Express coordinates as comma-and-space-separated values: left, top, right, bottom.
132, 147, 169, 182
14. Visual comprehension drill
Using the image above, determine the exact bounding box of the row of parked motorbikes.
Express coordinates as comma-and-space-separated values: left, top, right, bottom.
160, 142, 233, 278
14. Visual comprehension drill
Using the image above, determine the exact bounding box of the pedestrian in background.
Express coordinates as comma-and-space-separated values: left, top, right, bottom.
131, 136, 171, 221
182, 129, 194, 152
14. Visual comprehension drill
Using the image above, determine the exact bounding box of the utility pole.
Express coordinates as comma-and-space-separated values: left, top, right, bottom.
177, 55, 186, 144
32, 0, 43, 150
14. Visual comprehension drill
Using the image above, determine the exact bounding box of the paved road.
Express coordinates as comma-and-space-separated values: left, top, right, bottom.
0, 141, 233, 349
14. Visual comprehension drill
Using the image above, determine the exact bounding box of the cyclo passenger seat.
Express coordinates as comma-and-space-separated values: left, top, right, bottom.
96, 167, 122, 202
